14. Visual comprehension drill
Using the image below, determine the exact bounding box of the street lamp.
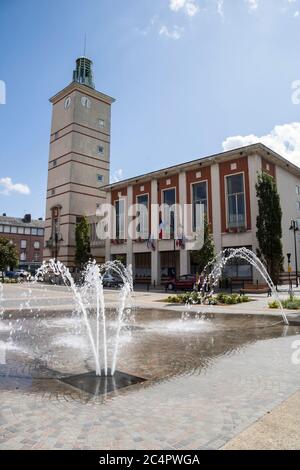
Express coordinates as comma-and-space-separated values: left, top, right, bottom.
289, 219, 299, 288
287, 253, 292, 292
54, 231, 59, 263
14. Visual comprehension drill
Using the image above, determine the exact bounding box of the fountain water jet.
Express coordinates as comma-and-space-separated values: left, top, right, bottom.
200, 247, 289, 326
36, 259, 133, 376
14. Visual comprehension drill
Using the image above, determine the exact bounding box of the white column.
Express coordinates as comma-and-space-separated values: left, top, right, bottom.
211, 163, 222, 253
126, 185, 134, 271
105, 191, 112, 262
151, 179, 160, 286
179, 171, 189, 275
248, 154, 262, 282
248, 153, 261, 253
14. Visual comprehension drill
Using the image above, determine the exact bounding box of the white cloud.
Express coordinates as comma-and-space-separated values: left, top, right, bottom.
159, 25, 184, 39
295, 10, 299, 17
222, 122, 300, 167
217, 0, 224, 18
169, 0, 199, 16
0, 177, 30, 196
245, 0, 259, 12
112, 169, 124, 183
137, 15, 159, 36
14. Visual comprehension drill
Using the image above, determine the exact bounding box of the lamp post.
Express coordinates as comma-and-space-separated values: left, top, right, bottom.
173, 236, 176, 279
54, 231, 59, 263
287, 253, 292, 294
289, 219, 299, 288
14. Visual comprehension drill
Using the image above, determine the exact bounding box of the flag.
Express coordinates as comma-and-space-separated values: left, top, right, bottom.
159, 216, 164, 240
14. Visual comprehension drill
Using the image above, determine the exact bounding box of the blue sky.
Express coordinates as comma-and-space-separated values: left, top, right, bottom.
1, 0, 300, 218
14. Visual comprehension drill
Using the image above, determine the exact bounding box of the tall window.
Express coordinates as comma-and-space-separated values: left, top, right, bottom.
226, 173, 246, 228
136, 194, 149, 239
192, 181, 207, 231
115, 199, 125, 240
163, 188, 176, 239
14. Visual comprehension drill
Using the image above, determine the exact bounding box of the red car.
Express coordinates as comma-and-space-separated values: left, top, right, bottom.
163, 274, 197, 292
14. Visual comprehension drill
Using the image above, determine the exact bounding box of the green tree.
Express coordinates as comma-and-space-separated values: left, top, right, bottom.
75, 216, 91, 268
0, 237, 19, 281
256, 171, 284, 284
190, 216, 215, 273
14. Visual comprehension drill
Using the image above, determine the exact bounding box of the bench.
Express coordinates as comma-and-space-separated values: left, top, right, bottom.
134, 277, 151, 284
240, 282, 271, 296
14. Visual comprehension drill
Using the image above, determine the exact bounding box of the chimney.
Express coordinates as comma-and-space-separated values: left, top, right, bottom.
2, 213, 6, 217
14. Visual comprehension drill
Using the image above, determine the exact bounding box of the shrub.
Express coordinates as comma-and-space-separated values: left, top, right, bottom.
166, 295, 184, 304
268, 297, 300, 310
282, 297, 300, 310
166, 292, 250, 306
216, 293, 227, 304
268, 300, 280, 309
216, 293, 250, 305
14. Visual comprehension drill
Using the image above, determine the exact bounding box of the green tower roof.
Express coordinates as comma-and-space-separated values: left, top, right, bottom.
72, 56, 95, 89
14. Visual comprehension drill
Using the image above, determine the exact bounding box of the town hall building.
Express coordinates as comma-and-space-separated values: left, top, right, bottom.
43, 57, 300, 286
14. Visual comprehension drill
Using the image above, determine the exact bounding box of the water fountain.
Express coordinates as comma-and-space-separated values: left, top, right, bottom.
34, 259, 134, 377
0, 249, 291, 398
200, 247, 289, 326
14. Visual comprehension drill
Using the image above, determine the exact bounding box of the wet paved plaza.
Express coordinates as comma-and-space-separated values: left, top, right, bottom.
0, 306, 300, 449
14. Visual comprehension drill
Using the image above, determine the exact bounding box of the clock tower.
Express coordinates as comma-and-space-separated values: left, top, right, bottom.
43, 57, 115, 268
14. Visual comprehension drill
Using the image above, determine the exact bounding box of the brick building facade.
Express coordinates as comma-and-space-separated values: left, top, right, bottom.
0, 214, 45, 272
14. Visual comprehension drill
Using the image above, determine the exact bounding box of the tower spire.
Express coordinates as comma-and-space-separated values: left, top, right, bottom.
72, 54, 95, 89
83, 33, 87, 57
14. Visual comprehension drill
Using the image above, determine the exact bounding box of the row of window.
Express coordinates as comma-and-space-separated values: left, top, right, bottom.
20, 240, 40, 249
20, 252, 40, 262
114, 173, 246, 239
0, 226, 44, 236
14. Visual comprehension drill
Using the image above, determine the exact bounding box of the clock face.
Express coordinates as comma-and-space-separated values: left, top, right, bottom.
81, 96, 91, 109
64, 97, 71, 109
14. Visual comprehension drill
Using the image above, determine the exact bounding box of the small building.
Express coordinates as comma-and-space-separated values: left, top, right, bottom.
103, 143, 300, 286
0, 214, 45, 272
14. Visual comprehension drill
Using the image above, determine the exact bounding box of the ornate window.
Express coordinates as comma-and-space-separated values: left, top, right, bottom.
115, 199, 125, 240
226, 173, 246, 229
162, 188, 176, 239
192, 181, 207, 232
136, 194, 149, 239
